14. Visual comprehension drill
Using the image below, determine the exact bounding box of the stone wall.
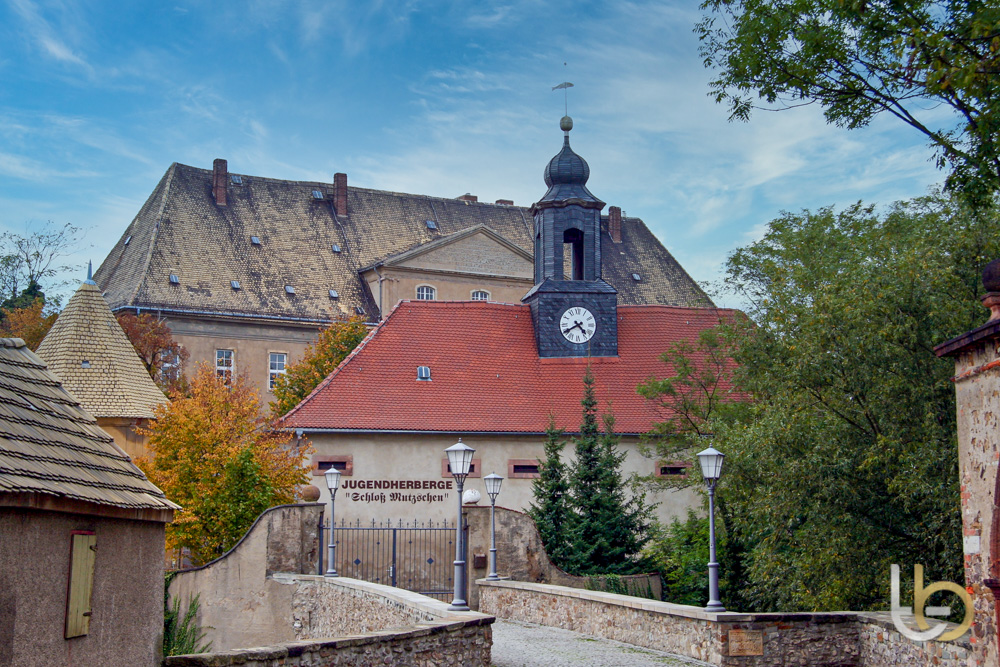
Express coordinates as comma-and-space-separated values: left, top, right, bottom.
168, 503, 323, 651
464, 504, 661, 609
478, 579, 971, 667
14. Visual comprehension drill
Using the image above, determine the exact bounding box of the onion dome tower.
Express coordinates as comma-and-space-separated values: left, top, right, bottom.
522, 116, 618, 358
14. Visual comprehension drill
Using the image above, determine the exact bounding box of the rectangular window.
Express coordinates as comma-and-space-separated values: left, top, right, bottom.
655, 461, 692, 479
65, 531, 96, 639
508, 459, 541, 479
216, 349, 234, 382
441, 458, 482, 478
312, 455, 354, 477
269, 352, 287, 391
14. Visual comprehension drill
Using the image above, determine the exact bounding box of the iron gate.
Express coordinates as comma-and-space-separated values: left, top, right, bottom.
319, 519, 466, 602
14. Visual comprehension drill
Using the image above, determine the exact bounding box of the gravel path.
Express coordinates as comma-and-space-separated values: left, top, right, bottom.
490, 620, 712, 667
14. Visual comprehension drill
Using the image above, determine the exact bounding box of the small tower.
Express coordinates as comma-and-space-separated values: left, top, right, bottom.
522, 116, 618, 357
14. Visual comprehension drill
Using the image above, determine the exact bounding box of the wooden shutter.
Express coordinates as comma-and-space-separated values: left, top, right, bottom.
65, 531, 96, 639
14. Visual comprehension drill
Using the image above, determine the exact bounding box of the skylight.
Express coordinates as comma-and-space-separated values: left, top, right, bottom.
425, 220, 437, 230
169, 274, 179, 285
251, 236, 261, 245
231, 174, 242, 185
285, 285, 295, 295
332, 244, 341, 253
417, 366, 431, 380
632, 273, 642, 281
81, 360, 90, 369
231, 280, 241, 290
312, 190, 324, 200
329, 289, 339, 299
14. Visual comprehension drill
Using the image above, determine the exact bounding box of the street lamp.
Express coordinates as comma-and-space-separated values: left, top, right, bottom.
324, 466, 341, 577
445, 439, 475, 611
483, 472, 503, 580
697, 446, 725, 612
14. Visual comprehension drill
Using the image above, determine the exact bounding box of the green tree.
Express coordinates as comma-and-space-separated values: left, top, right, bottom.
0, 221, 82, 308
648, 193, 993, 612
271, 316, 368, 416
528, 417, 575, 569
697, 1, 1000, 203
137, 365, 312, 565
645, 509, 714, 606
566, 368, 654, 576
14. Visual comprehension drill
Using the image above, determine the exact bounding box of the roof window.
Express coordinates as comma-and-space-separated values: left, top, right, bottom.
231, 280, 241, 290
81, 360, 90, 369
417, 366, 431, 381
312, 190, 324, 200
354, 306, 365, 315
332, 244, 341, 253
329, 289, 339, 299
632, 273, 642, 281
425, 220, 437, 230
285, 285, 295, 295
123, 235, 131, 246
231, 174, 242, 185
169, 274, 179, 285
251, 236, 261, 245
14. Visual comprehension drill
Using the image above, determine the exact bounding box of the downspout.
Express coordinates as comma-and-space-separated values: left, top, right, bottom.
373, 265, 385, 318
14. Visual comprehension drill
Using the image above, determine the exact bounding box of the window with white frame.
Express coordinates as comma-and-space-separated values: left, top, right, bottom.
269, 352, 287, 391
416, 285, 436, 300
216, 349, 234, 382
471, 290, 490, 301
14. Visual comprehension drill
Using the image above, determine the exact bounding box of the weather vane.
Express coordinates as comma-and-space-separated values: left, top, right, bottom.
552, 81, 573, 117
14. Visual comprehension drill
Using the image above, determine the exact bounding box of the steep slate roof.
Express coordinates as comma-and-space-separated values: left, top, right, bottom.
94, 162, 711, 323
0, 338, 177, 518
283, 300, 736, 435
37, 280, 166, 419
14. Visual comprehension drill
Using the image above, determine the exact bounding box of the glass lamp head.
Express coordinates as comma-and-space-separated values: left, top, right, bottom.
484, 472, 503, 501
696, 447, 725, 481
445, 439, 475, 478
324, 466, 342, 492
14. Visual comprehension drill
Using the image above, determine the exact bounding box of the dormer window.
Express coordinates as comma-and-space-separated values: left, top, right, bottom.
81, 360, 90, 369
471, 290, 490, 301
312, 190, 324, 200
231, 174, 243, 185
251, 236, 261, 245
417, 366, 431, 381
355, 306, 365, 315
285, 285, 295, 295
332, 244, 341, 253
123, 235, 131, 246
632, 273, 642, 281
231, 280, 241, 290
169, 274, 179, 285
329, 289, 339, 299
425, 220, 437, 230
416, 285, 436, 300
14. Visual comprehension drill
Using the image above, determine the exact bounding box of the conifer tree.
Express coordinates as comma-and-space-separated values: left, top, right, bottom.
567, 368, 653, 575
527, 417, 574, 569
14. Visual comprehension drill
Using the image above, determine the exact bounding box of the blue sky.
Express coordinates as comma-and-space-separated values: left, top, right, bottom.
0, 0, 947, 308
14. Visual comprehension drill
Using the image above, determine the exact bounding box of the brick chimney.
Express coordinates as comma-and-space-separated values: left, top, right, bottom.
334, 173, 348, 217
457, 193, 478, 202
608, 206, 622, 244
212, 158, 228, 207
495, 199, 514, 206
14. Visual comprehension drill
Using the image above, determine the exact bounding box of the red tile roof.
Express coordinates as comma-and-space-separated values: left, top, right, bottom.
283, 300, 737, 435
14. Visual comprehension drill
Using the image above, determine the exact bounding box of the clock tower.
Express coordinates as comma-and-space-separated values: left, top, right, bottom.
522, 116, 618, 358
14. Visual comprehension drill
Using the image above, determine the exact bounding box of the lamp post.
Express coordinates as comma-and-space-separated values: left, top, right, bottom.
697, 446, 725, 612
324, 467, 341, 577
483, 472, 503, 580
445, 439, 475, 611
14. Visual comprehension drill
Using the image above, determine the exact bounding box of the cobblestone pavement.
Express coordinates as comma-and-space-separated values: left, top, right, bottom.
490, 619, 712, 667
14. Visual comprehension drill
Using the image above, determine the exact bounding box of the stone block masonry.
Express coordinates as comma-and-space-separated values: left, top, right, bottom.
478, 579, 971, 667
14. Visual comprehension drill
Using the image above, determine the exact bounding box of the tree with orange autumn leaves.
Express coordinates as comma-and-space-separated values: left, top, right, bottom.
137, 364, 312, 565
0, 300, 57, 350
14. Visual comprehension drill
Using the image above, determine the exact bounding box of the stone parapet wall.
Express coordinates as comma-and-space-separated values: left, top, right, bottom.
163, 616, 491, 666
478, 579, 970, 667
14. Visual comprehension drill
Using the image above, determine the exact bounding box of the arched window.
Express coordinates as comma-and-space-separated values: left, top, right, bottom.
471, 290, 490, 301
416, 285, 436, 300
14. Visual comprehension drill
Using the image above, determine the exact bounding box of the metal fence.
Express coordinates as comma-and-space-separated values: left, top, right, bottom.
319, 518, 466, 602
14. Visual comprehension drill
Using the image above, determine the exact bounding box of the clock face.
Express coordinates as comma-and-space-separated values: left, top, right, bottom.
560, 306, 596, 344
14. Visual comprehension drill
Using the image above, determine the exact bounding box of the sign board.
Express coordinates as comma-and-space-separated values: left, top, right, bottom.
728, 629, 764, 656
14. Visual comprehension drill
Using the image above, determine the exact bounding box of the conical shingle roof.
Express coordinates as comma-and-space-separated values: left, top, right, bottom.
36, 281, 166, 419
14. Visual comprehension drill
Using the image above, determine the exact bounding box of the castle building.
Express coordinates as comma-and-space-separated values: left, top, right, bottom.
282, 117, 736, 526
93, 144, 710, 401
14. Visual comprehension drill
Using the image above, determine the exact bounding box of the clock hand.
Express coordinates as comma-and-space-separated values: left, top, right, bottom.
563, 321, 585, 334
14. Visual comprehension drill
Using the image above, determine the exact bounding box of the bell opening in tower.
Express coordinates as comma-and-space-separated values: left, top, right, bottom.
563, 228, 584, 280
